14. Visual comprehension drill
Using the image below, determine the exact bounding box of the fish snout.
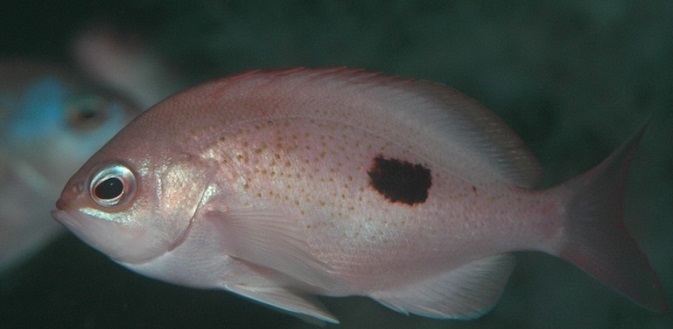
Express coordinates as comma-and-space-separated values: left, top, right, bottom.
55, 198, 68, 211
51, 208, 68, 225
53, 178, 87, 214
52, 196, 76, 225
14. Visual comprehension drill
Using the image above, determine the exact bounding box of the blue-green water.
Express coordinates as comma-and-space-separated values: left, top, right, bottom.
1, 1, 671, 328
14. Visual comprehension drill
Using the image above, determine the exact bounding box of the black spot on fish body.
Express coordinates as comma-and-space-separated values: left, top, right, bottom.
367, 155, 431, 205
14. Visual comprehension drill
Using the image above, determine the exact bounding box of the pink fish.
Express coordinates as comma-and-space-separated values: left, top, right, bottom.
52, 68, 668, 324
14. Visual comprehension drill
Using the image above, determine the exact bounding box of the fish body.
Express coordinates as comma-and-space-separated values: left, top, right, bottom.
0, 60, 140, 272
52, 69, 668, 323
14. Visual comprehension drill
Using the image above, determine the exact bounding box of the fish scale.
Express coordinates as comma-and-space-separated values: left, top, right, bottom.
205, 118, 427, 255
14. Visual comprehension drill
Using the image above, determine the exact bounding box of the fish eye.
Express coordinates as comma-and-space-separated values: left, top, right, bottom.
89, 164, 136, 208
66, 94, 110, 131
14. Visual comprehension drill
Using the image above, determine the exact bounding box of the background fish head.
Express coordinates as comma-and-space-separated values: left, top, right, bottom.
0, 60, 145, 273
52, 115, 216, 265
0, 60, 141, 195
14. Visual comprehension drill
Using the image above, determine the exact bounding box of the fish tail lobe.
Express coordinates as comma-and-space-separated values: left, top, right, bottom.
558, 118, 668, 312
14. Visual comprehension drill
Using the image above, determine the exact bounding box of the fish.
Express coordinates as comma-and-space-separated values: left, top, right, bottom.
0, 60, 141, 273
52, 68, 669, 324
70, 24, 185, 109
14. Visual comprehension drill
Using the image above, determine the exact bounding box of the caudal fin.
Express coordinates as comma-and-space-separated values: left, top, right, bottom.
558, 118, 669, 312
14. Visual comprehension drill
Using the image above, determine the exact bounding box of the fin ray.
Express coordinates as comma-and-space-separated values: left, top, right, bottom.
559, 118, 669, 312
204, 207, 337, 291
225, 284, 339, 324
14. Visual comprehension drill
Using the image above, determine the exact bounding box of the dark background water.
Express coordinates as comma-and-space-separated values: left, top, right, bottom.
1, 1, 672, 328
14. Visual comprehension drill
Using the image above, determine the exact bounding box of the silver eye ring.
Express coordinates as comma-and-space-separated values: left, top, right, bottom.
89, 163, 136, 208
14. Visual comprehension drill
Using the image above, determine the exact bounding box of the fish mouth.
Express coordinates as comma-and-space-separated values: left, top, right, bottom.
50, 200, 121, 261
52, 197, 69, 218
51, 198, 85, 233
51, 204, 79, 230
54, 197, 67, 212
51, 178, 87, 227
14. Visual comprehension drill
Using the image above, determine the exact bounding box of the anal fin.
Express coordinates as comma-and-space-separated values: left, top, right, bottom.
370, 254, 515, 319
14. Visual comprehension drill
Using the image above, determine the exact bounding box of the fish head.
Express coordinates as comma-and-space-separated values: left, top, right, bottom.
52, 129, 214, 265
11, 78, 139, 181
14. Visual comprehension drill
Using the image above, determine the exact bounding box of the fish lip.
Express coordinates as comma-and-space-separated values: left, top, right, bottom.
51, 208, 84, 242
52, 197, 69, 218
51, 198, 82, 229
51, 206, 75, 227
54, 198, 67, 211
51, 179, 85, 225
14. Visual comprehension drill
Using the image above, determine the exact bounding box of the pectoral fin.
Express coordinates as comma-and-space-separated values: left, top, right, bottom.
204, 207, 337, 290
371, 254, 515, 319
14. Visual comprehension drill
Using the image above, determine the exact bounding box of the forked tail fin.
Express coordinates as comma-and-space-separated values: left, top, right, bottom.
558, 118, 669, 312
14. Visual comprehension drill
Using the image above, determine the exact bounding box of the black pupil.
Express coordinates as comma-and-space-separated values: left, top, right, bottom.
79, 107, 98, 120
95, 177, 124, 200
